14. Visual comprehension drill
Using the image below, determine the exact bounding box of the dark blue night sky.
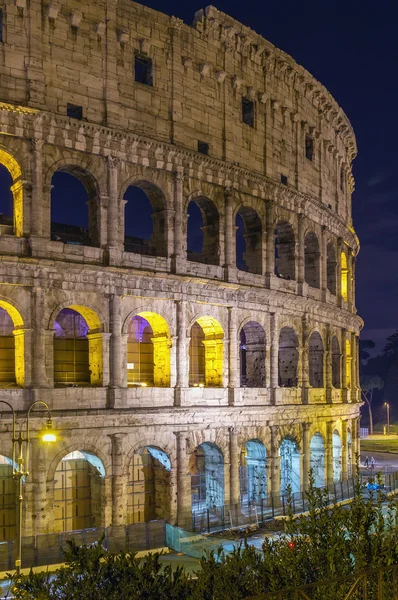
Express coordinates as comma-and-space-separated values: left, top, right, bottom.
2, 0, 395, 350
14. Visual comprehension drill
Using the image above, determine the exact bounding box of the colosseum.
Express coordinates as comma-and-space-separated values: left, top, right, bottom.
0, 0, 361, 544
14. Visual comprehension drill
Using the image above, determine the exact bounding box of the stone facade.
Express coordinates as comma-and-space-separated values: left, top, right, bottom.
0, 0, 362, 537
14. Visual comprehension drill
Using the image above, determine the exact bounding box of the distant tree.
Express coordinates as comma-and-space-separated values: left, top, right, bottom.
383, 330, 398, 358
360, 374, 384, 434
359, 339, 375, 364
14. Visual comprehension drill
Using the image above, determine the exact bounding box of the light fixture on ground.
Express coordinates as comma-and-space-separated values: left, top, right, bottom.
0, 400, 57, 574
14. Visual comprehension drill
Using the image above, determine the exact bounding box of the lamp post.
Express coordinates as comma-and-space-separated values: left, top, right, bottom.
0, 400, 57, 575
385, 402, 390, 436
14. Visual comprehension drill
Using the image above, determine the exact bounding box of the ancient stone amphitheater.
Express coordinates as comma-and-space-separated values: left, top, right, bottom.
0, 0, 361, 540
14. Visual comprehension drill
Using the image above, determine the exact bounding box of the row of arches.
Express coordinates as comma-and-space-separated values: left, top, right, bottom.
0, 430, 351, 540
0, 153, 353, 299
0, 303, 353, 389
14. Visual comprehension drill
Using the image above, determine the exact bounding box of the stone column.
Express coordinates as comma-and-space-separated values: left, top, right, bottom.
111, 434, 127, 526
107, 157, 123, 249
169, 466, 178, 525
173, 169, 185, 272
336, 238, 344, 307
110, 295, 124, 388
265, 199, 275, 287
32, 288, 53, 389
224, 187, 235, 278
175, 301, 188, 406
341, 328, 348, 402
31, 139, 44, 237
176, 432, 191, 527
351, 254, 357, 309
228, 307, 239, 405
325, 324, 333, 403
320, 226, 327, 301
269, 426, 280, 505
229, 428, 240, 507
350, 331, 357, 401
352, 417, 360, 476
32, 440, 49, 536
301, 315, 309, 403
341, 421, 348, 481
270, 312, 279, 404
302, 422, 311, 492
87, 332, 111, 387
347, 249, 354, 311
297, 213, 305, 294
325, 422, 334, 486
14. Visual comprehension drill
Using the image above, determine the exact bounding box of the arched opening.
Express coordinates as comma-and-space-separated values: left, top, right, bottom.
0, 301, 25, 387
309, 331, 324, 388
53, 306, 103, 386
341, 251, 348, 301
279, 438, 300, 495
128, 446, 171, 523
235, 207, 262, 274
274, 221, 295, 280
52, 451, 105, 533
187, 197, 219, 265
0, 455, 16, 541
51, 168, 99, 247
304, 232, 320, 288
278, 327, 299, 387
239, 321, 266, 388
189, 317, 224, 387
327, 243, 337, 295
0, 164, 14, 235
0, 149, 23, 236
127, 312, 171, 387
332, 336, 341, 388
309, 433, 325, 488
332, 430, 342, 482
124, 182, 167, 257
345, 339, 352, 388
347, 429, 352, 478
240, 440, 267, 506
190, 442, 224, 513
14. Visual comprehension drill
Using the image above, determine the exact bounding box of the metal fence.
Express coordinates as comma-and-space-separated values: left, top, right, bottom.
0, 520, 166, 572
247, 563, 398, 600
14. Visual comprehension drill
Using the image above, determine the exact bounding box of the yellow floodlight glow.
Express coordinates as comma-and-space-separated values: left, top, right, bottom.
42, 420, 57, 443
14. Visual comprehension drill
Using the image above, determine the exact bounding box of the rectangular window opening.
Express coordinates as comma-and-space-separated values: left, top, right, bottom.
198, 141, 209, 155
135, 56, 153, 86
281, 174, 288, 186
67, 104, 83, 120
305, 135, 314, 161
242, 97, 255, 128
0, 10, 3, 43
340, 167, 345, 192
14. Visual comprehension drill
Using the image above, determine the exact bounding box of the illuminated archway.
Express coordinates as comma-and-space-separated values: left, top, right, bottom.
187, 197, 219, 265
308, 332, 324, 388
51, 166, 100, 247
345, 339, 352, 388
127, 312, 171, 387
52, 451, 105, 533
278, 327, 299, 387
0, 301, 25, 387
53, 306, 103, 386
128, 446, 171, 523
190, 442, 224, 512
189, 316, 224, 387
0, 455, 16, 541
240, 440, 267, 505
333, 430, 342, 482
124, 182, 167, 257
274, 221, 295, 280
279, 438, 300, 495
0, 149, 23, 237
341, 251, 348, 301
235, 207, 262, 274
240, 321, 266, 387
304, 232, 320, 289
310, 433, 325, 488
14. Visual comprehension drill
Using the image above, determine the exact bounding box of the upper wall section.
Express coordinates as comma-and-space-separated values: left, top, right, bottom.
0, 0, 356, 222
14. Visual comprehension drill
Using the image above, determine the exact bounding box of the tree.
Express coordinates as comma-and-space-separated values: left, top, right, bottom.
383, 330, 398, 358
360, 374, 384, 434
359, 339, 375, 364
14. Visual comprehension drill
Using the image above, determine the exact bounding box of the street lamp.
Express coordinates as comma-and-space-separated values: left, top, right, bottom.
385, 402, 390, 436
0, 400, 57, 574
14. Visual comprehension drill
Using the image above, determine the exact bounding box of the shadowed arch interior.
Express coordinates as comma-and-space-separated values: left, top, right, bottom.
274, 221, 295, 280
127, 312, 171, 387
128, 446, 171, 524
332, 336, 341, 387
332, 430, 342, 482
187, 196, 219, 265
309, 433, 325, 487
240, 321, 266, 387
240, 439, 267, 505
124, 181, 167, 256
189, 316, 224, 387
235, 206, 262, 274
51, 450, 105, 533
304, 232, 320, 288
308, 331, 324, 388
51, 166, 100, 247
279, 438, 300, 495
327, 243, 337, 295
278, 327, 299, 387
190, 442, 224, 513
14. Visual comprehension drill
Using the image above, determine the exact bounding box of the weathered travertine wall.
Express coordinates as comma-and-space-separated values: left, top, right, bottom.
0, 0, 361, 538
